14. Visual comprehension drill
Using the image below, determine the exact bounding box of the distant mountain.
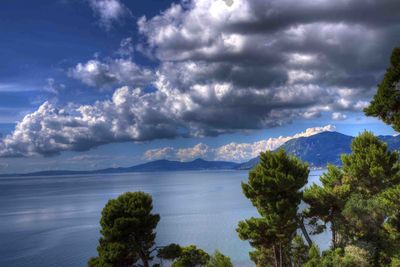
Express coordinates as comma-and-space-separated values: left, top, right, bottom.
1, 158, 240, 177
3, 132, 400, 177
281, 131, 353, 167
237, 132, 400, 169
235, 157, 259, 170
125, 158, 239, 172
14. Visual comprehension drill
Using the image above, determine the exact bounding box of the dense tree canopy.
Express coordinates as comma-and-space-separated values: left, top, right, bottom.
157, 243, 182, 261
303, 132, 400, 266
89, 193, 233, 267
171, 245, 210, 267
303, 165, 348, 247
237, 149, 309, 267
365, 47, 400, 131
89, 192, 160, 267
205, 251, 233, 267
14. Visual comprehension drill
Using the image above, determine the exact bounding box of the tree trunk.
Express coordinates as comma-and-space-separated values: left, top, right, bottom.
139, 250, 149, 267
279, 243, 283, 267
298, 217, 312, 247
142, 258, 149, 267
331, 222, 337, 248
273, 245, 279, 267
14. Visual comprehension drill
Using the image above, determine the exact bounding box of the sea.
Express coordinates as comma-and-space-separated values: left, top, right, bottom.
0, 169, 328, 267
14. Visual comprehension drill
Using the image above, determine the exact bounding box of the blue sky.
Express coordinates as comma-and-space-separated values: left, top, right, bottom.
0, 0, 398, 173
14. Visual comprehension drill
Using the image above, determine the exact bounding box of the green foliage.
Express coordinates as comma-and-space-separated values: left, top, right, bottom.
88, 192, 227, 267
391, 256, 400, 267
342, 194, 385, 240
89, 192, 160, 267
171, 245, 210, 267
291, 235, 309, 267
205, 250, 233, 267
237, 149, 309, 266
157, 243, 182, 260
365, 47, 400, 131
341, 131, 400, 196
248, 247, 275, 267
363, 47, 400, 265
340, 132, 400, 265
380, 185, 400, 242
303, 131, 400, 266
303, 244, 320, 267
302, 245, 371, 267
342, 245, 371, 267
303, 165, 349, 247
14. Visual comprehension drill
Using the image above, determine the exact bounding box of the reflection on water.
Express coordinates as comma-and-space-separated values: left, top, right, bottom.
0, 169, 327, 267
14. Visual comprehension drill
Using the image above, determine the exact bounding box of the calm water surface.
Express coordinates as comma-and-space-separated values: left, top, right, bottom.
0, 170, 326, 267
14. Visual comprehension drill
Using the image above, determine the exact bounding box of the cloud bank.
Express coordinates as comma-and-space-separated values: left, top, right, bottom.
69, 59, 154, 89
143, 125, 336, 162
2, 0, 400, 157
0, 86, 188, 157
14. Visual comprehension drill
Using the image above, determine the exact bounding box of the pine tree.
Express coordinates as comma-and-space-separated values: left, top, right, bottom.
365, 47, 400, 131
171, 245, 210, 267
303, 244, 320, 267
364, 46, 400, 265
291, 235, 309, 267
88, 192, 160, 267
303, 165, 350, 247
341, 131, 400, 196
205, 251, 233, 267
157, 243, 182, 261
237, 149, 309, 267
303, 132, 400, 266
379, 185, 400, 261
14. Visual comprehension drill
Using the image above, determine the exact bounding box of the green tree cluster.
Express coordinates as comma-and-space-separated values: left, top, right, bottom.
238, 132, 400, 266
89, 191, 233, 267
88, 192, 160, 267
302, 131, 400, 266
365, 47, 400, 131
237, 149, 309, 266
237, 47, 400, 267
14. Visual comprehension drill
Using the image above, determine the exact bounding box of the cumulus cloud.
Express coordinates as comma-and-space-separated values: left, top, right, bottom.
89, 0, 130, 30
143, 125, 336, 162
331, 112, 347, 121
135, 0, 400, 127
69, 58, 154, 89
0, 86, 185, 157
2, 0, 400, 157
69, 37, 155, 89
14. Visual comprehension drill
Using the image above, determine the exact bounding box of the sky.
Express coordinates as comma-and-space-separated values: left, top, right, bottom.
0, 0, 399, 174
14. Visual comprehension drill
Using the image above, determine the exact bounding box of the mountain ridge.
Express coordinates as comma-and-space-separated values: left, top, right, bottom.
0, 158, 241, 177
2, 131, 400, 177
237, 131, 400, 169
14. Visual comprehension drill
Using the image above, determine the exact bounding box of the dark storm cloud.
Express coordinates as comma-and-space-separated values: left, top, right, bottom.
1, 0, 400, 156
138, 0, 400, 89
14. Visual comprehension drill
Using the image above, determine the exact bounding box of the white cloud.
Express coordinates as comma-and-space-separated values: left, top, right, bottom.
2, 0, 400, 157
116, 37, 134, 57
70, 154, 112, 161
89, 0, 130, 30
331, 112, 347, 120
0, 86, 186, 157
69, 59, 154, 89
143, 125, 336, 162
43, 78, 65, 94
